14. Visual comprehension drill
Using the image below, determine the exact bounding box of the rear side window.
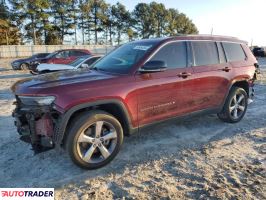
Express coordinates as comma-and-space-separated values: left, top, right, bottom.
150, 42, 187, 69
222, 42, 246, 62
192, 41, 219, 66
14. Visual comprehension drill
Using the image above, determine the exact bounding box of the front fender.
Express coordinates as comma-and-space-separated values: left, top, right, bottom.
53, 99, 134, 146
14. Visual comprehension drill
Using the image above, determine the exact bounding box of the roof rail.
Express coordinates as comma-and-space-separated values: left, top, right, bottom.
183, 34, 239, 39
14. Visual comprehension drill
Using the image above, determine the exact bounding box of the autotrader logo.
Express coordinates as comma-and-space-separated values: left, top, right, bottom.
0, 188, 54, 200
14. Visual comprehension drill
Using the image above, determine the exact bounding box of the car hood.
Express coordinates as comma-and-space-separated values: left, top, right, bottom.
11, 69, 116, 95
37, 63, 74, 71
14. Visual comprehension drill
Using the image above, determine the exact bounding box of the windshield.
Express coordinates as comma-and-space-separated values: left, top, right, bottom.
92, 41, 158, 74
69, 56, 90, 67
45, 51, 59, 58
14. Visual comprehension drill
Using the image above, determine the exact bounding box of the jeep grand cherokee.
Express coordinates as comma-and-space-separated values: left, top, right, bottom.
12, 35, 258, 169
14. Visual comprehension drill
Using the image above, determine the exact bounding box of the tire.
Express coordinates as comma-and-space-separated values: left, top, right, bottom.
30, 70, 38, 75
218, 87, 248, 123
20, 63, 29, 70
66, 110, 123, 169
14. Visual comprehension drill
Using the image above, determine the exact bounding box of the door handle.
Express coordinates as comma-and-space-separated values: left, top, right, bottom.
219, 67, 231, 72
177, 72, 192, 78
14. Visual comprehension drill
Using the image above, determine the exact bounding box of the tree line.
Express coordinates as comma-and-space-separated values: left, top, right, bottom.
0, 0, 198, 45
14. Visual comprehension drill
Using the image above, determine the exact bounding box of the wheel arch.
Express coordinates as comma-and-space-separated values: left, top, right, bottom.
55, 99, 135, 147
220, 79, 250, 111
230, 79, 249, 97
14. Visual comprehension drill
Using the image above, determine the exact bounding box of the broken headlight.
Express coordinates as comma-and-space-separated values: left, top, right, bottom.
18, 96, 56, 106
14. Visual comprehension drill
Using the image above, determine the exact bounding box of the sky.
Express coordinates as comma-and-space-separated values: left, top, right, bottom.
106, 0, 266, 46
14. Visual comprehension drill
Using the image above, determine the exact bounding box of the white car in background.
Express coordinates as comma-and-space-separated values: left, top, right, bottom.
35, 55, 102, 74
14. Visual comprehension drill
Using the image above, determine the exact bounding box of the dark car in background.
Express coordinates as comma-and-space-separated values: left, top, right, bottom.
252, 47, 266, 57
28, 49, 92, 72
11, 53, 50, 70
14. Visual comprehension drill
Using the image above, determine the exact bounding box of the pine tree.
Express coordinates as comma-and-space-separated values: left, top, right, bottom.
111, 2, 131, 45
51, 0, 75, 44
0, 1, 20, 45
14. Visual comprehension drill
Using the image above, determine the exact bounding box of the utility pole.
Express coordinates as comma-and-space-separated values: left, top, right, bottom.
211, 27, 213, 35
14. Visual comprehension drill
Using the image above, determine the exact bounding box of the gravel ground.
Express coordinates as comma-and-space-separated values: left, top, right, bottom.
0, 58, 265, 199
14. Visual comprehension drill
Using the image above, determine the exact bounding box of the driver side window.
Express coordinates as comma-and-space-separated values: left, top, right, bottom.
150, 42, 187, 69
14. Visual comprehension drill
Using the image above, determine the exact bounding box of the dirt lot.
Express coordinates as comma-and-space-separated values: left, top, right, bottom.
0, 58, 265, 199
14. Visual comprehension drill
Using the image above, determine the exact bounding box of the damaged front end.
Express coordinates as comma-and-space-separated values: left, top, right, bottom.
12, 95, 61, 153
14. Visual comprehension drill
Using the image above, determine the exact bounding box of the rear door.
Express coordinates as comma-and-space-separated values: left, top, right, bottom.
136, 41, 195, 126
189, 41, 232, 110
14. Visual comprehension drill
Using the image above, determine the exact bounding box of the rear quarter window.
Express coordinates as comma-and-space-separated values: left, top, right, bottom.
222, 42, 246, 62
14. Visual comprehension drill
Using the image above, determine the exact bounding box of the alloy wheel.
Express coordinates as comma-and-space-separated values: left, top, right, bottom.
76, 121, 118, 163
21, 63, 28, 70
229, 93, 246, 119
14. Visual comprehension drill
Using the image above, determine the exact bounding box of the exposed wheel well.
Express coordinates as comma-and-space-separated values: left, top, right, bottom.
232, 80, 249, 97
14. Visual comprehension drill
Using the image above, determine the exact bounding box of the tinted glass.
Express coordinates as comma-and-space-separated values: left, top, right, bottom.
216, 42, 226, 63
93, 41, 158, 74
192, 41, 219, 66
150, 42, 187, 69
84, 57, 100, 66
55, 51, 69, 58
69, 56, 89, 67
222, 42, 246, 62
46, 51, 58, 58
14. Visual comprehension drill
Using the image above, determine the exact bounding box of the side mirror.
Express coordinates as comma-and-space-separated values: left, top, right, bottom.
80, 63, 89, 68
139, 60, 167, 73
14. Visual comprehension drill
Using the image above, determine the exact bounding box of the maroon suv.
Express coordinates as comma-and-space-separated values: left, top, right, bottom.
12, 35, 258, 169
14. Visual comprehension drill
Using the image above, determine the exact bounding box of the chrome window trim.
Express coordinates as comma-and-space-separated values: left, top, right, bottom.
140, 39, 247, 72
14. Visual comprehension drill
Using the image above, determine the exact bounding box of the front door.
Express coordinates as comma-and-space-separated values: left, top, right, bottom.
135, 41, 195, 126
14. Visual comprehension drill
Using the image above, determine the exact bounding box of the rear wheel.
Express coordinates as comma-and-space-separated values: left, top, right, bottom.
218, 87, 248, 123
66, 110, 123, 169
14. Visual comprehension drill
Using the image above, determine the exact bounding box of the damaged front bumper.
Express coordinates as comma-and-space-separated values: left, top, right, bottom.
12, 97, 61, 153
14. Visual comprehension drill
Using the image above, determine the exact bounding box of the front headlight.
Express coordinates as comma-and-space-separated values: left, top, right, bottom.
18, 96, 56, 106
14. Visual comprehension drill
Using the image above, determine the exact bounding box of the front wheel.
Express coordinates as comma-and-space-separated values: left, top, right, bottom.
66, 110, 123, 169
20, 63, 29, 70
218, 87, 248, 123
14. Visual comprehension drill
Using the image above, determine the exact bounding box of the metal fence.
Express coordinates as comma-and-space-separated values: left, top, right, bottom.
0, 45, 114, 58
